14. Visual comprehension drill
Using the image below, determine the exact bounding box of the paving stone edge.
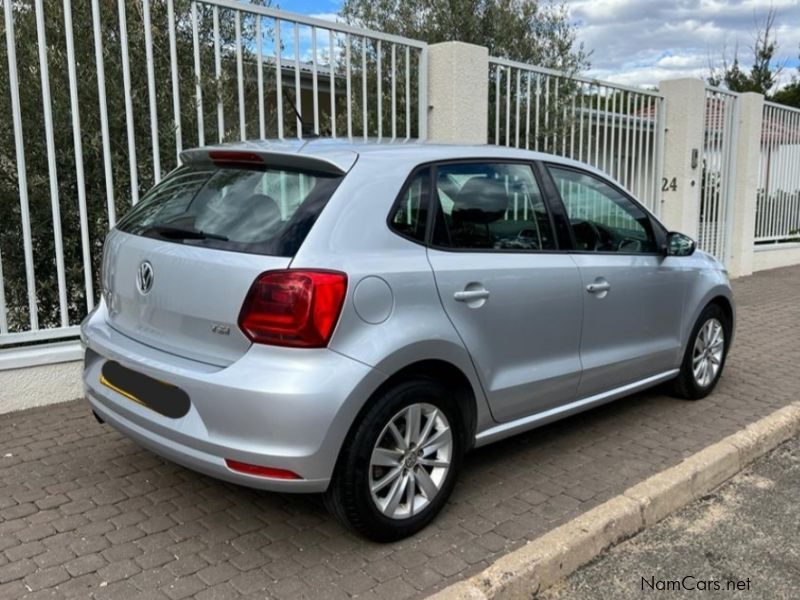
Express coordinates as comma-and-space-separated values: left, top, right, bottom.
430, 401, 800, 599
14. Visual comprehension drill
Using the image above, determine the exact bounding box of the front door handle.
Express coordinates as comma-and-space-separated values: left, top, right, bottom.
454, 289, 490, 302
586, 281, 611, 294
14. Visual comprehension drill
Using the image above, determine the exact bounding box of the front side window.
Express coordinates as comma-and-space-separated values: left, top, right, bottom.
431, 162, 556, 251
117, 164, 343, 257
548, 166, 657, 253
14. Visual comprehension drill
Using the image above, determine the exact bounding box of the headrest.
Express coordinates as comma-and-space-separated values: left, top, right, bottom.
198, 193, 282, 242
452, 177, 509, 225
244, 194, 280, 216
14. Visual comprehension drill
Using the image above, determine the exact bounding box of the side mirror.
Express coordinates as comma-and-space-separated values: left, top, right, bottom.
664, 231, 696, 257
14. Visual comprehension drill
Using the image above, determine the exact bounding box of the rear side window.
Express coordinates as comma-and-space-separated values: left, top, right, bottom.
117, 164, 343, 257
431, 162, 556, 251
388, 168, 430, 243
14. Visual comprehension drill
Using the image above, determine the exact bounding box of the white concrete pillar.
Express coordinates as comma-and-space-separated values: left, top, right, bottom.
427, 42, 489, 144
658, 79, 706, 238
726, 92, 764, 278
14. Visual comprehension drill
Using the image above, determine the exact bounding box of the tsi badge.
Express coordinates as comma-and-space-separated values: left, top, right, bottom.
136, 261, 154, 295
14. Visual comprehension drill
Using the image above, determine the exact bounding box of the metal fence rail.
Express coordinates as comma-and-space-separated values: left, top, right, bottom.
698, 87, 739, 262
0, 0, 428, 350
756, 101, 800, 244
487, 57, 666, 213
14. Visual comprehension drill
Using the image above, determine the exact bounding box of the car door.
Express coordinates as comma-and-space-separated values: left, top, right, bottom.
426, 161, 584, 423
543, 164, 688, 398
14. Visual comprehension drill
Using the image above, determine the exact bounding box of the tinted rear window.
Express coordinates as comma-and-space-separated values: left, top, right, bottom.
117, 164, 343, 256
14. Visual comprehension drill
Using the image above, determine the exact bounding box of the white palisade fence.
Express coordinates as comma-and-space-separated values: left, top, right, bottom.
0, 0, 427, 354
756, 101, 800, 244
487, 58, 666, 214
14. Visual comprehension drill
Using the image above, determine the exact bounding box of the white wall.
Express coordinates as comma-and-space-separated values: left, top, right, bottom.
753, 243, 800, 272
0, 360, 83, 414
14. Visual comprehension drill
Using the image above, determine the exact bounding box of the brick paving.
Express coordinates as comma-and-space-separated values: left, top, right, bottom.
0, 265, 798, 600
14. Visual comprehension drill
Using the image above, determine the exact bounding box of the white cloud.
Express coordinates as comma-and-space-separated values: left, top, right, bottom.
655, 54, 707, 69
565, 0, 800, 89
309, 12, 341, 23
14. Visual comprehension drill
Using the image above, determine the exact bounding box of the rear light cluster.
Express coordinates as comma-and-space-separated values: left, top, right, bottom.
238, 270, 347, 348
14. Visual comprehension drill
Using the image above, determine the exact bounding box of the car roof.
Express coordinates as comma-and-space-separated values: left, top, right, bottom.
186, 138, 610, 181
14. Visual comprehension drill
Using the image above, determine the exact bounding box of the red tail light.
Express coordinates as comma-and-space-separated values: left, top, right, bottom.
238, 270, 347, 348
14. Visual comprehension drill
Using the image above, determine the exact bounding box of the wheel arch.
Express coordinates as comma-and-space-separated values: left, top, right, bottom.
700, 292, 736, 342
708, 295, 734, 331
366, 359, 478, 447
323, 354, 485, 496
682, 286, 736, 355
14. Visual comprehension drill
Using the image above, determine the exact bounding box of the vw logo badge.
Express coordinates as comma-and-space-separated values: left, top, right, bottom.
136, 261, 154, 294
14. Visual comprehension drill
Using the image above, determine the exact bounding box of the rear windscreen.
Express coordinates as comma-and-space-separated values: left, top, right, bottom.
116, 164, 343, 256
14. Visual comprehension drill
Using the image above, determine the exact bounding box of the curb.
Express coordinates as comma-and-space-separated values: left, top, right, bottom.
431, 401, 800, 599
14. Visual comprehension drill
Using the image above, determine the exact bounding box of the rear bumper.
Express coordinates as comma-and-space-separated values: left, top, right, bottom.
81, 302, 383, 492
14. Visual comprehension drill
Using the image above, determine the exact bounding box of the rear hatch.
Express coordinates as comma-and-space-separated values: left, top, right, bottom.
102, 148, 351, 366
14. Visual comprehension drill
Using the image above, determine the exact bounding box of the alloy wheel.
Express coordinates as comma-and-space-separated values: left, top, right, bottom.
692, 318, 725, 388
369, 403, 453, 520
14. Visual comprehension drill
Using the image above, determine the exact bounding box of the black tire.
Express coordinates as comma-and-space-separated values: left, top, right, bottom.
324, 377, 465, 542
671, 303, 731, 400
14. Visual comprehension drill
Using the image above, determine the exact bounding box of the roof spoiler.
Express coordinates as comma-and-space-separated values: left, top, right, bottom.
179, 147, 353, 176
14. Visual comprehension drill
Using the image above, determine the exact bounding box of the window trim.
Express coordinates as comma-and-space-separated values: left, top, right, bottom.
541, 162, 668, 256
533, 161, 576, 251
425, 158, 562, 255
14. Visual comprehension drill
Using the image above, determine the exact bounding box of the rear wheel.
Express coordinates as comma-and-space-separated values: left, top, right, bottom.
671, 303, 730, 400
324, 377, 464, 542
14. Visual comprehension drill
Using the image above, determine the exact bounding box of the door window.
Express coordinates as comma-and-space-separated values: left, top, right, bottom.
431, 162, 556, 251
548, 166, 657, 253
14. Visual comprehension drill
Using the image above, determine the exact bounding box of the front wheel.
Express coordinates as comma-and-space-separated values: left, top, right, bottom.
324, 377, 464, 542
671, 303, 730, 400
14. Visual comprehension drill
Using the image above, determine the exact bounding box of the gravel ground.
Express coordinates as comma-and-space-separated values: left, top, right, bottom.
543, 433, 800, 600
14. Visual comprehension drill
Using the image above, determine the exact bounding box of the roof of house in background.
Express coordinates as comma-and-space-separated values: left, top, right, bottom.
638, 97, 800, 144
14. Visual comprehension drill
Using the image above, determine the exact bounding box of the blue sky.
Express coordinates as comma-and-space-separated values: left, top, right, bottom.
273, 0, 800, 89
275, 0, 340, 18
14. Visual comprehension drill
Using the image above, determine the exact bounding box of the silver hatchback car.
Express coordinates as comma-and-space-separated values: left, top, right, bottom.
82, 140, 734, 541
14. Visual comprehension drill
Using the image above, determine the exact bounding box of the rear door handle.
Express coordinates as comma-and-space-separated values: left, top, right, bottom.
454, 290, 490, 302
586, 281, 611, 294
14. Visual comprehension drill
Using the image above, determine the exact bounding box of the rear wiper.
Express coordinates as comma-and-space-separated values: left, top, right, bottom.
146, 224, 229, 241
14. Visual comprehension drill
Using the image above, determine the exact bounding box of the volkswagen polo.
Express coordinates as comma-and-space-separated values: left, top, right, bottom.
82, 140, 734, 541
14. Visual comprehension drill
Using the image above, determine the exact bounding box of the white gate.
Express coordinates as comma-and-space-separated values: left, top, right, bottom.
698, 87, 739, 263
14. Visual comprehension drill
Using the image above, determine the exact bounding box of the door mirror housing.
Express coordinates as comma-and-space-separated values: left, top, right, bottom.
664, 231, 696, 257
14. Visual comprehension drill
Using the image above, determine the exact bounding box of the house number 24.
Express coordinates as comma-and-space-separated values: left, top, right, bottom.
661, 177, 677, 192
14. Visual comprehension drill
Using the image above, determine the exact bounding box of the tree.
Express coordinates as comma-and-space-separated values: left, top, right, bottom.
339, 0, 590, 147
772, 46, 800, 109
339, 0, 590, 74
707, 9, 785, 96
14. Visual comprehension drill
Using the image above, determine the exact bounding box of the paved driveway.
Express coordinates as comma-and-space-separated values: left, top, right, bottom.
1, 266, 798, 600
